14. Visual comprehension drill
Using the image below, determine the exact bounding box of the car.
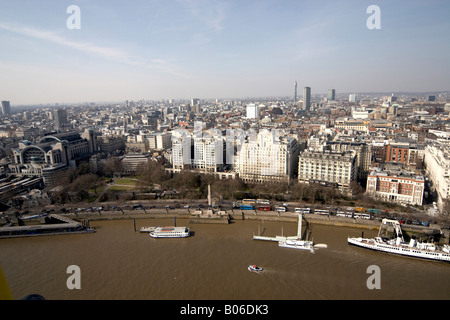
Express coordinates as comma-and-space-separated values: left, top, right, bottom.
184, 205, 190, 208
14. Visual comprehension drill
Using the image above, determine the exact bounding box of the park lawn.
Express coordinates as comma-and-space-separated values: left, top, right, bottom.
114, 178, 140, 186
109, 185, 137, 191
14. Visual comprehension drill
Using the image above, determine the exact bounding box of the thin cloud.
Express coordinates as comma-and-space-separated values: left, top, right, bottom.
0, 22, 188, 78
179, 0, 227, 33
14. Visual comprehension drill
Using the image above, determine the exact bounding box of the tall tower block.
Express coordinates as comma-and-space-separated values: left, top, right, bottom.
294, 81, 297, 103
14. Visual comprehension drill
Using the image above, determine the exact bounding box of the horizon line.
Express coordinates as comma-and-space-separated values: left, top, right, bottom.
5, 90, 449, 107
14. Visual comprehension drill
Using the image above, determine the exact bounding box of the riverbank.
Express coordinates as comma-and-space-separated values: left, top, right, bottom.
63, 208, 441, 234
2, 207, 446, 241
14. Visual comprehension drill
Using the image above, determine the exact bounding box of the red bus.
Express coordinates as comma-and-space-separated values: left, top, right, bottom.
257, 205, 271, 211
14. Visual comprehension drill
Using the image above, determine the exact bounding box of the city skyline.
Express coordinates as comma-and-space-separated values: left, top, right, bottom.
1, 0, 450, 105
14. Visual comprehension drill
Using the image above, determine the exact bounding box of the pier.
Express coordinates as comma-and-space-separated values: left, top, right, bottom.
253, 213, 311, 242
189, 210, 230, 224
0, 214, 93, 239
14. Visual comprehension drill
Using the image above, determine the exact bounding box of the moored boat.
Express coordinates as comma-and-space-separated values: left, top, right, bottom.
278, 239, 315, 252
149, 226, 190, 238
139, 226, 156, 233
348, 219, 450, 262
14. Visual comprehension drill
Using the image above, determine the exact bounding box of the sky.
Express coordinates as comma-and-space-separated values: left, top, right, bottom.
0, 0, 449, 105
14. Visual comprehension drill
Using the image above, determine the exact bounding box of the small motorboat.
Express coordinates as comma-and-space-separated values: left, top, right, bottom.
248, 265, 263, 272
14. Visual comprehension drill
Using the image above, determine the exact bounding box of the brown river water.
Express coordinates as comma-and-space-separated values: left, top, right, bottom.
0, 218, 449, 300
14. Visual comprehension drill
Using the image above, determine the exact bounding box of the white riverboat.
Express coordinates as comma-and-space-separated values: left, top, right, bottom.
278, 239, 315, 251
149, 226, 190, 238
348, 219, 450, 262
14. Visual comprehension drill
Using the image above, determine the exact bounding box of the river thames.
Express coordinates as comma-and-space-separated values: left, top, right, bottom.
0, 218, 449, 300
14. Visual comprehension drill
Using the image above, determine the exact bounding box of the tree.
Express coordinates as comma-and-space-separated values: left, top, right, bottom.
101, 157, 123, 177
137, 160, 168, 190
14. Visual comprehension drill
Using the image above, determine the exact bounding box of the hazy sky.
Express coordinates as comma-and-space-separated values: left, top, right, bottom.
1, 0, 449, 105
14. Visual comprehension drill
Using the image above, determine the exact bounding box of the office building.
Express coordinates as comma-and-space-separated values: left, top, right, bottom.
303, 87, 311, 110
237, 130, 301, 183
122, 153, 150, 175
171, 129, 192, 170
54, 109, 69, 130
424, 143, 450, 211
334, 118, 369, 132
192, 129, 225, 173
97, 135, 125, 154
366, 169, 424, 206
328, 141, 372, 181
1, 101, 11, 115
294, 81, 298, 103
298, 150, 357, 193
148, 132, 172, 150
385, 143, 422, 168
328, 89, 336, 101
246, 103, 260, 119
191, 98, 201, 113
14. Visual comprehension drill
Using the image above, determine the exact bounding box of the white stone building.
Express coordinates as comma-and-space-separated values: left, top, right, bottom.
424, 143, 450, 211
237, 130, 300, 183
298, 150, 357, 193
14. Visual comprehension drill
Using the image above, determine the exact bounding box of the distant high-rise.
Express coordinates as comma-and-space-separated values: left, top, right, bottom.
303, 87, 311, 110
246, 103, 260, 119
1, 101, 11, 115
349, 94, 357, 103
54, 109, 68, 130
294, 81, 298, 103
191, 98, 201, 113
328, 89, 336, 101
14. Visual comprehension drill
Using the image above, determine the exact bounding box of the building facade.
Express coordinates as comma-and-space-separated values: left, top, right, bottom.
303, 87, 311, 110
8, 129, 97, 185
237, 130, 301, 183
246, 104, 260, 119
122, 153, 150, 175
298, 150, 357, 193
366, 170, 424, 206
191, 129, 224, 173
1, 101, 11, 115
327, 141, 372, 181
385, 143, 423, 168
424, 143, 450, 211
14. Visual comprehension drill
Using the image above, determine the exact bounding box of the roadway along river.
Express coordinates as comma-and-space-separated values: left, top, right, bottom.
0, 218, 449, 300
